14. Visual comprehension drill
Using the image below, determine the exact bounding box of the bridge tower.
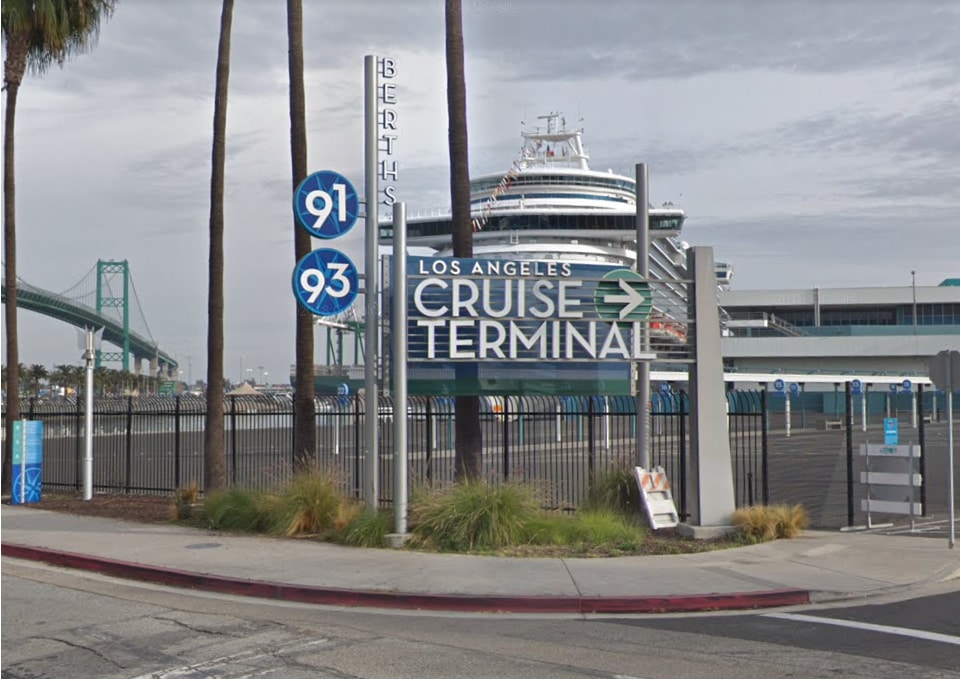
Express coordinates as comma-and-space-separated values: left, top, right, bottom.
95, 259, 131, 372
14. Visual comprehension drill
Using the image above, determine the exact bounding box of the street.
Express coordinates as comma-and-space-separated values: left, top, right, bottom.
2, 559, 957, 679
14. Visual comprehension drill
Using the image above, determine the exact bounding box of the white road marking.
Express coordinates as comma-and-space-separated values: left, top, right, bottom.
763, 612, 960, 646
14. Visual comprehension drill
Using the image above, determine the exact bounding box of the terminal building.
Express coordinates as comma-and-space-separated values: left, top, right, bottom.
718, 278, 959, 377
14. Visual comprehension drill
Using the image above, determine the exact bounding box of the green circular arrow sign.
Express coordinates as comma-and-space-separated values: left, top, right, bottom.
593, 269, 653, 321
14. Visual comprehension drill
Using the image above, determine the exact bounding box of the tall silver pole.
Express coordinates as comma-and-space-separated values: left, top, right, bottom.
392, 202, 408, 535
83, 329, 95, 501
635, 163, 651, 469
364, 55, 379, 510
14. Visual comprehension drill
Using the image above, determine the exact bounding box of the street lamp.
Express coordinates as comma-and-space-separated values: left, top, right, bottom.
258, 365, 264, 385
911, 270, 917, 335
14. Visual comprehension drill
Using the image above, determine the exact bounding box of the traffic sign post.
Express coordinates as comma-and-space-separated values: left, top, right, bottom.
293, 170, 360, 239
291, 248, 359, 317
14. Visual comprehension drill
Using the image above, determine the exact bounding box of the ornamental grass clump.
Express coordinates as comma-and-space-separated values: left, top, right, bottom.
341, 508, 393, 548
585, 467, 642, 515
409, 480, 540, 552
731, 503, 808, 543
204, 487, 274, 533
270, 472, 356, 537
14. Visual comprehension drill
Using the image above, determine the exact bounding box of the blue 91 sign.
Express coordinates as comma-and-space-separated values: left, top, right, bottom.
294, 170, 359, 239
292, 248, 359, 317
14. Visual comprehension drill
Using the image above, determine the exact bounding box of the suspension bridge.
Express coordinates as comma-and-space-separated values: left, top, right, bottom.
1, 259, 179, 377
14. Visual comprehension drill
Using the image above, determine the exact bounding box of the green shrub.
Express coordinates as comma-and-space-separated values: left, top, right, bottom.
270, 473, 351, 537
341, 508, 393, 547
204, 487, 273, 532
731, 504, 808, 543
561, 510, 646, 548
409, 480, 540, 551
523, 510, 646, 550
586, 467, 641, 515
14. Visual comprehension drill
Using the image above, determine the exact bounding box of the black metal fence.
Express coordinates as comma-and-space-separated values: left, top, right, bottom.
11, 391, 774, 517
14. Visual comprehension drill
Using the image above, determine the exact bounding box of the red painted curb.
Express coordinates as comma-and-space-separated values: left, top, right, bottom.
2, 542, 810, 614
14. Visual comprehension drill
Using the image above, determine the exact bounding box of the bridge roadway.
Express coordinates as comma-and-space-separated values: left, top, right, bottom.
1, 278, 178, 375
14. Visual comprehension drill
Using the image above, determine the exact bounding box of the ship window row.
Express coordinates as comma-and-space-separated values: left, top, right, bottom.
387, 214, 684, 239
471, 174, 635, 194
470, 192, 633, 206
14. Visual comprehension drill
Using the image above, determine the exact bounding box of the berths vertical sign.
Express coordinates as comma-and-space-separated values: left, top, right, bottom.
379, 57, 398, 207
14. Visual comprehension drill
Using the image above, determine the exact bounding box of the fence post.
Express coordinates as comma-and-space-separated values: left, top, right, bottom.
917, 383, 926, 512
174, 395, 182, 489
230, 396, 237, 486
845, 381, 855, 527
425, 399, 433, 484
502, 397, 510, 481
124, 396, 133, 493
172, 395, 182, 490
761, 389, 769, 505
587, 397, 595, 491
353, 395, 361, 499
679, 390, 687, 519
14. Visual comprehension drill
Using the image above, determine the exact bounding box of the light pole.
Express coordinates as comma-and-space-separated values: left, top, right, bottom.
239, 354, 245, 383
258, 365, 264, 385
911, 270, 917, 335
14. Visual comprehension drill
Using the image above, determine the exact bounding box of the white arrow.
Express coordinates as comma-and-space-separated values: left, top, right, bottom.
603, 279, 648, 320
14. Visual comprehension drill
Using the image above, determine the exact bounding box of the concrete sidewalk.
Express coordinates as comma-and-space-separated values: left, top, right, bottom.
2, 505, 957, 614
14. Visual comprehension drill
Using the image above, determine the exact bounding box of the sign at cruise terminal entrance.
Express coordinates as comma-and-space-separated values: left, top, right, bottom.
404, 257, 656, 363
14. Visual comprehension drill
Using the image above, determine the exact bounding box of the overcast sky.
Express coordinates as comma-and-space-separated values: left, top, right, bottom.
2, 0, 958, 385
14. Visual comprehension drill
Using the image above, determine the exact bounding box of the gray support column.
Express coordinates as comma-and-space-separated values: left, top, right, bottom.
635, 163, 650, 469
686, 246, 736, 526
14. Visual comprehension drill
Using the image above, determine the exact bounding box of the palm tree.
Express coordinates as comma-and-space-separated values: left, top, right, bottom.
203, 0, 234, 494
287, 0, 315, 473
445, 0, 482, 481
2, 0, 115, 494
26, 363, 47, 395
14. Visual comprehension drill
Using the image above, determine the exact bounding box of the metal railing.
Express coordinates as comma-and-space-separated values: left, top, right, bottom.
15, 391, 770, 517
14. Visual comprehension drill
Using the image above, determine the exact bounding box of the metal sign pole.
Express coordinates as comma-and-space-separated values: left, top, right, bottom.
634, 162, 650, 469
363, 55, 379, 511
392, 203, 408, 536
83, 329, 95, 501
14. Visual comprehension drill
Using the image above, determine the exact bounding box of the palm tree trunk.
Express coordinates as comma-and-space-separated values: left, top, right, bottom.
445, 0, 482, 481
3, 41, 27, 496
203, 0, 234, 493
287, 0, 315, 473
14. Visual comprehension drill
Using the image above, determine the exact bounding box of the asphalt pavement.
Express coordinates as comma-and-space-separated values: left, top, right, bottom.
2, 505, 958, 615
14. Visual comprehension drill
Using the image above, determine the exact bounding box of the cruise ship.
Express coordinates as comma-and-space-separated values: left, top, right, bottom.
384, 112, 690, 287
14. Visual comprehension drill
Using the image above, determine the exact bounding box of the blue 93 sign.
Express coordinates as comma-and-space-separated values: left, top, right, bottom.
292, 248, 359, 317
294, 170, 359, 239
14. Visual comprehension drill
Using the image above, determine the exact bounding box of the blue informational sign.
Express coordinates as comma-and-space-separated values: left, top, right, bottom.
851, 379, 862, 394
789, 382, 800, 396
884, 417, 899, 445
659, 382, 671, 394
293, 170, 359, 239
773, 378, 785, 393
901, 379, 912, 392
12, 420, 43, 505
889, 383, 899, 393
336, 383, 350, 406
292, 248, 359, 317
